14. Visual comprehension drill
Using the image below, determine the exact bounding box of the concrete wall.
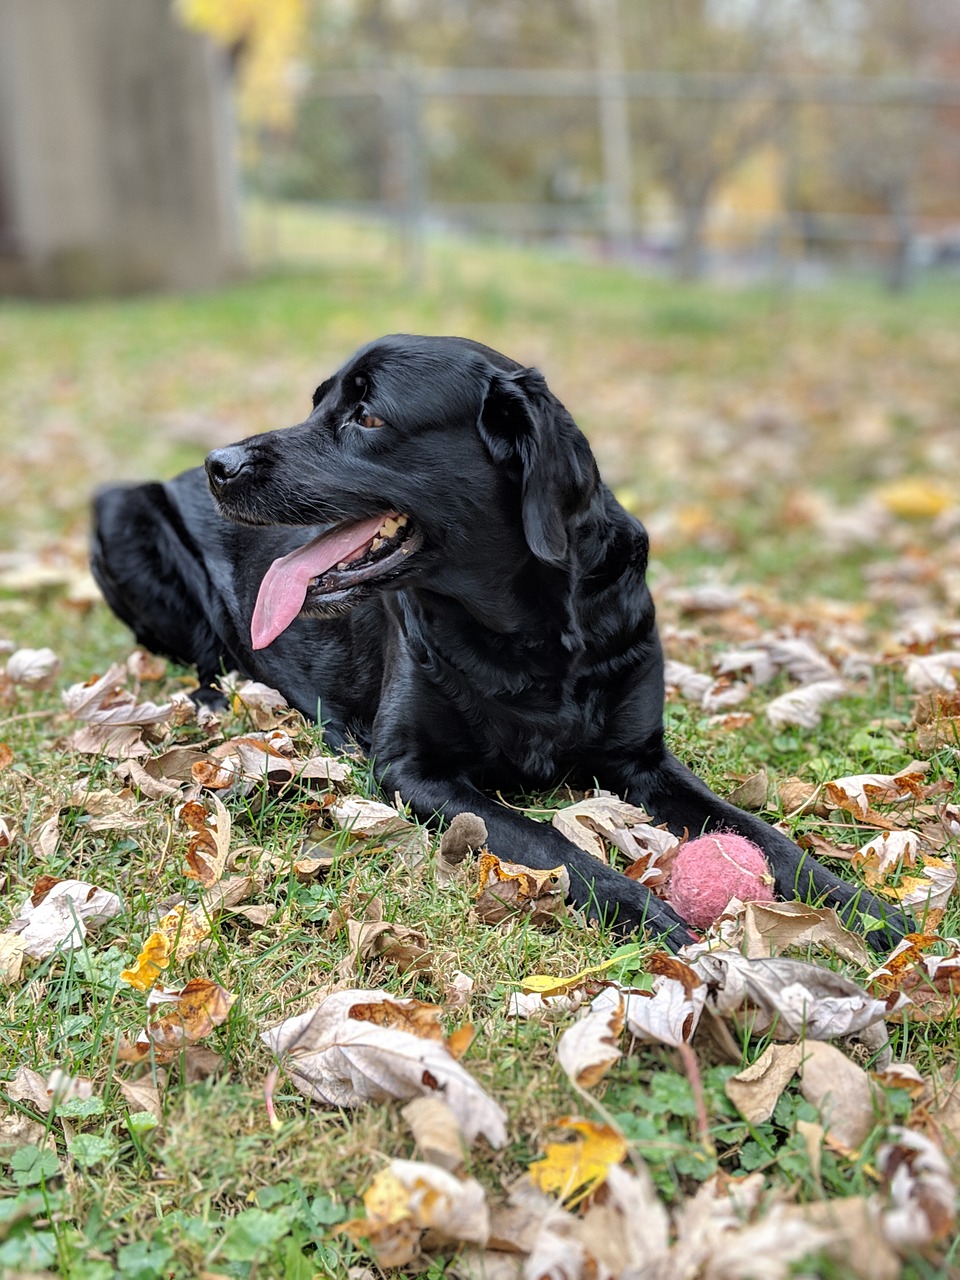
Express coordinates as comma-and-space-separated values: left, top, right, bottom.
0, 0, 242, 295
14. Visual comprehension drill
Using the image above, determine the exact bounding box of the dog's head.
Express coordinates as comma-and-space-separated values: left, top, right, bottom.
205, 334, 599, 648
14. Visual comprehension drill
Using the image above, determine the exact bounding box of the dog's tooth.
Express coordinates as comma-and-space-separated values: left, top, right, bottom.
382, 517, 399, 537
370, 536, 383, 550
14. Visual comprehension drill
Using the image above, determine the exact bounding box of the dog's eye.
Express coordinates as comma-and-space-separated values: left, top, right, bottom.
359, 411, 385, 429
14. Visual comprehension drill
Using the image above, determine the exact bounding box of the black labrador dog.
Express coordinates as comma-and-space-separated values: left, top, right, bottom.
92, 333, 906, 950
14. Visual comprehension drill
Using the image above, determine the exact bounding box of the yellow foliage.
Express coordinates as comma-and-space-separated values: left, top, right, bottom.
875, 478, 954, 520
176, 0, 307, 130
528, 1118, 628, 1204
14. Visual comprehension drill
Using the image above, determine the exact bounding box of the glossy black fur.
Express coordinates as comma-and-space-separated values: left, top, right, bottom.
92, 334, 907, 950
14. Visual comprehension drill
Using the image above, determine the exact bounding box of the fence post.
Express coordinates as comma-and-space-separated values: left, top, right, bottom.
390, 69, 426, 289
593, 0, 633, 259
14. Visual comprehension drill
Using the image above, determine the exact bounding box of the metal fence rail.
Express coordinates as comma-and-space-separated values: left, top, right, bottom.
248, 66, 960, 284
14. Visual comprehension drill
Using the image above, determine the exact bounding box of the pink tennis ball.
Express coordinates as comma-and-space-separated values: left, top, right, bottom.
667, 832, 774, 930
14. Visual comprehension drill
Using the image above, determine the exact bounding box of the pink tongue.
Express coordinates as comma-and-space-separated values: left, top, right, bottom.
250, 514, 390, 649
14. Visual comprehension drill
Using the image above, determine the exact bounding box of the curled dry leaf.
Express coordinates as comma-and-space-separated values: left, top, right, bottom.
765, 678, 847, 729
556, 994, 623, 1088
693, 951, 906, 1040
549, 791, 675, 869
725, 770, 769, 811
5, 647, 60, 689
217, 673, 291, 728
527, 1119, 628, 1205
180, 794, 232, 887
260, 988, 507, 1148
341, 1159, 489, 1269
664, 659, 714, 704
474, 854, 568, 927
402, 1096, 465, 1172
872, 949, 960, 1024
741, 900, 871, 966
330, 795, 430, 866
120, 904, 211, 991
904, 651, 960, 693
617, 952, 707, 1047
118, 978, 235, 1064
875, 1126, 957, 1252
854, 831, 957, 913
328, 896, 431, 978
9, 878, 122, 960
777, 776, 829, 817
62, 663, 171, 726
507, 989, 586, 1019
192, 730, 351, 793
826, 767, 929, 819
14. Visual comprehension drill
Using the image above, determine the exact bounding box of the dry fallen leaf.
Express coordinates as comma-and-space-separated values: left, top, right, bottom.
741, 900, 871, 966
5, 878, 122, 961
181, 794, 232, 887
693, 951, 906, 1040
260, 988, 507, 1147
875, 1126, 956, 1252
5, 647, 60, 689
402, 1096, 466, 1172
120, 904, 211, 991
549, 792, 654, 863
556, 994, 624, 1088
724, 1042, 806, 1124
341, 1159, 489, 1268
765, 679, 847, 729
62, 663, 172, 725
528, 1119, 628, 1205
799, 1040, 879, 1149
474, 853, 569, 927
329, 896, 432, 978
118, 978, 235, 1063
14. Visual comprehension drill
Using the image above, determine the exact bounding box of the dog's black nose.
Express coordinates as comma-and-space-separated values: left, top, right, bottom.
205, 446, 249, 492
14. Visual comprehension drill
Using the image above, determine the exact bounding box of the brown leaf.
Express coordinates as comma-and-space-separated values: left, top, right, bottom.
725, 1042, 806, 1124
742, 900, 871, 966
474, 854, 569, 927
725, 770, 768, 810
119, 979, 235, 1063
181, 795, 232, 886
875, 1127, 956, 1251
799, 1041, 878, 1149
778, 777, 829, 817
341, 1160, 489, 1267
693, 951, 906, 1040
261, 989, 507, 1147
557, 995, 623, 1088
402, 1096, 466, 1171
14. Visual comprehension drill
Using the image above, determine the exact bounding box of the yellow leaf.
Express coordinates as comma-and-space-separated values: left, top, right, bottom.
520, 946, 642, 996
120, 904, 211, 991
528, 1118, 628, 1205
876, 479, 953, 519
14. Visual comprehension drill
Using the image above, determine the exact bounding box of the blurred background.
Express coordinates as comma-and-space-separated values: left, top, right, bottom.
0, 0, 959, 649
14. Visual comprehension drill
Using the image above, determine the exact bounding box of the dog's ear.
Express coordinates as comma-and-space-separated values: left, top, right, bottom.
478, 367, 599, 566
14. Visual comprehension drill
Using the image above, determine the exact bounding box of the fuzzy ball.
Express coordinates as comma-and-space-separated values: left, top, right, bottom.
667, 832, 774, 930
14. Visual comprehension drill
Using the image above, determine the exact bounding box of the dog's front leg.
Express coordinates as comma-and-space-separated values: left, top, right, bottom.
612, 751, 909, 951
378, 760, 695, 949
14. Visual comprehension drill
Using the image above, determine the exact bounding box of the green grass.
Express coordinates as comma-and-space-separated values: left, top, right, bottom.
1, 212, 958, 1278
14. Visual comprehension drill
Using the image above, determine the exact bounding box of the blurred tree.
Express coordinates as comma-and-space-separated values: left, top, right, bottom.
177, 0, 308, 130
786, 0, 960, 288
621, 0, 790, 279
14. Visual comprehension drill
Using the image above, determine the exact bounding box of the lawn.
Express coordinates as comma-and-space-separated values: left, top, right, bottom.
1, 216, 958, 1278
